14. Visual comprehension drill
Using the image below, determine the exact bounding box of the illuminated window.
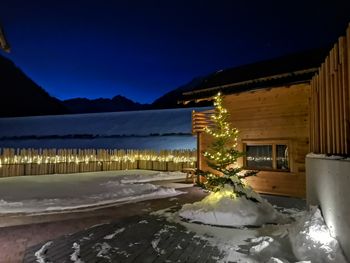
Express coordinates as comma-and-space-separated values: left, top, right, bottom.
246, 145, 273, 169
244, 143, 289, 171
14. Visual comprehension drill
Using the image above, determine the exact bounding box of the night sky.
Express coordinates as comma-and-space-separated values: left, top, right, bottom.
1, 0, 350, 103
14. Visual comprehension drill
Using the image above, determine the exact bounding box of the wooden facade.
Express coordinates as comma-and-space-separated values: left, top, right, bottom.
189, 23, 350, 198
193, 84, 310, 197
310, 24, 350, 155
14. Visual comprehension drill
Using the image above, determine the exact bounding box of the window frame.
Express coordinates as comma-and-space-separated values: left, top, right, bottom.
242, 140, 290, 172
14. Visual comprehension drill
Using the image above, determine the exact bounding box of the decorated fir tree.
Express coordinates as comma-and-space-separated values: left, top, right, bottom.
198, 92, 259, 202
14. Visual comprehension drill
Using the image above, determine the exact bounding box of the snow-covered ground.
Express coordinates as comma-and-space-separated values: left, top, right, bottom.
0, 170, 186, 214
155, 203, 348, 263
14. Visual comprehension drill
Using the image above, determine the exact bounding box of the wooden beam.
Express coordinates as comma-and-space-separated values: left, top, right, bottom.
346, 24, 350, 154
333, 43, 341, 154
319, 63, 325, 153
309, 77, 314, 152
339, 37, 346, 154
315, 75, 320, 153
325, 56, 332, 154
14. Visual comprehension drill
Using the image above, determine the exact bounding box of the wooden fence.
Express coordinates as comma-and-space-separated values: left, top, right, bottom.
0, 148, 196, 177
310, 23, 350, 155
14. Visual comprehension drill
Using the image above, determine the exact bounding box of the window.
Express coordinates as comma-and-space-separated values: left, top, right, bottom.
244, 142, 289, 171
276, 144, 289, 170
246, 145, 273, 169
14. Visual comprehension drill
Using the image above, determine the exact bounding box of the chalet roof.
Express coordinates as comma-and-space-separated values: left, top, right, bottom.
182, 48, 329, 102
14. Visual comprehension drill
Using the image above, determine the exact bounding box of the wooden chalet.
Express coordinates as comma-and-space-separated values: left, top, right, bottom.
182, 48, 331, 198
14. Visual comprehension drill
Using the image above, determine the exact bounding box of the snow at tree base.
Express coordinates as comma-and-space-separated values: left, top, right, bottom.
180, 92, 284, 227
179, 184, 287, 227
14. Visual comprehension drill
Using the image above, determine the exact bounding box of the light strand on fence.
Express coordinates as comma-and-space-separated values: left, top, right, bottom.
0, 149, 196, 167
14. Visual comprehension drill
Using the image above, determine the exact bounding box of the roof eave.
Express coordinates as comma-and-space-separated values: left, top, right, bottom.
180, 68, 318, 104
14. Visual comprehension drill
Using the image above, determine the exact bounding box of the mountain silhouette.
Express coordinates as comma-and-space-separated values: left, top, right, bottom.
0, 54, 68, 117
63, 95, 149, 113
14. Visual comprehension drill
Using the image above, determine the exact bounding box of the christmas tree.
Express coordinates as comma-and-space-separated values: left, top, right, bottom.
198, 92, 259, 202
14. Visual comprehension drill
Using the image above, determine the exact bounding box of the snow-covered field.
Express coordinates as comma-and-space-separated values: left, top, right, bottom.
0, 107, 210, 150
0, 108, 209, 137
0, 170, 186, 215
0, 135, 196, 150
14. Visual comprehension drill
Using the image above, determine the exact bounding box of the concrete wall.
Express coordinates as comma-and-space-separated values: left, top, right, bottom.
306, 155, 350, 261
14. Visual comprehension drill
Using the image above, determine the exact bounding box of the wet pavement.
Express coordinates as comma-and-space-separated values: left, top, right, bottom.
0, 185, 207, 263
23, 213, 224, 263
0, 183, 306, 263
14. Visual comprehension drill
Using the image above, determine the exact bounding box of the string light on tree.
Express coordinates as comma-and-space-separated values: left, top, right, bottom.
198, 92, 259, 202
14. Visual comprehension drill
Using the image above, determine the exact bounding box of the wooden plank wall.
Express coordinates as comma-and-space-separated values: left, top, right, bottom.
196, 83, 310, 197
310, 24, 350, 155
0, 148, 196, 177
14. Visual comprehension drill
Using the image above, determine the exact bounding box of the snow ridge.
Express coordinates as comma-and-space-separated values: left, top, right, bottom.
104, 228, 125, 240
34, 241, 53, 263
70, 242, 84, 263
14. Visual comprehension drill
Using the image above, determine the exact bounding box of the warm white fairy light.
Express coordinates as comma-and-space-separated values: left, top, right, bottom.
0, 150, 196, 167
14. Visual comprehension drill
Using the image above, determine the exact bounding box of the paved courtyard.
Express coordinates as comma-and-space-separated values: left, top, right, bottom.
0, 186, 208, 263
23, 213, 224, 263
0, 183, 306, 263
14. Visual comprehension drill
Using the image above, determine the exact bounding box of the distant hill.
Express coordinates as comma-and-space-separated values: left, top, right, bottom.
0, 54, 68, 117
63, 95, 149, 114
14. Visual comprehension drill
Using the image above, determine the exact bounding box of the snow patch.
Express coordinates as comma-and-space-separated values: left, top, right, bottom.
151, 226, 174, 255
266, 257, 289, 263
104, 227, 125, 240
34, 241, 53, 263
120, 171, 186, 183
306, 153, 349, 161
151, 238, 165, 255
175, 244, 182, 250
70, 242, 84, 263
128, 242, 141, 247
249, 236, 274, 253
0, 199, 23, 207
94, 242, 112, 260
289, 206, 347, 263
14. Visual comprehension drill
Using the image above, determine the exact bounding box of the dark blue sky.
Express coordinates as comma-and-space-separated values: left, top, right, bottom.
1, 0, 349, 103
